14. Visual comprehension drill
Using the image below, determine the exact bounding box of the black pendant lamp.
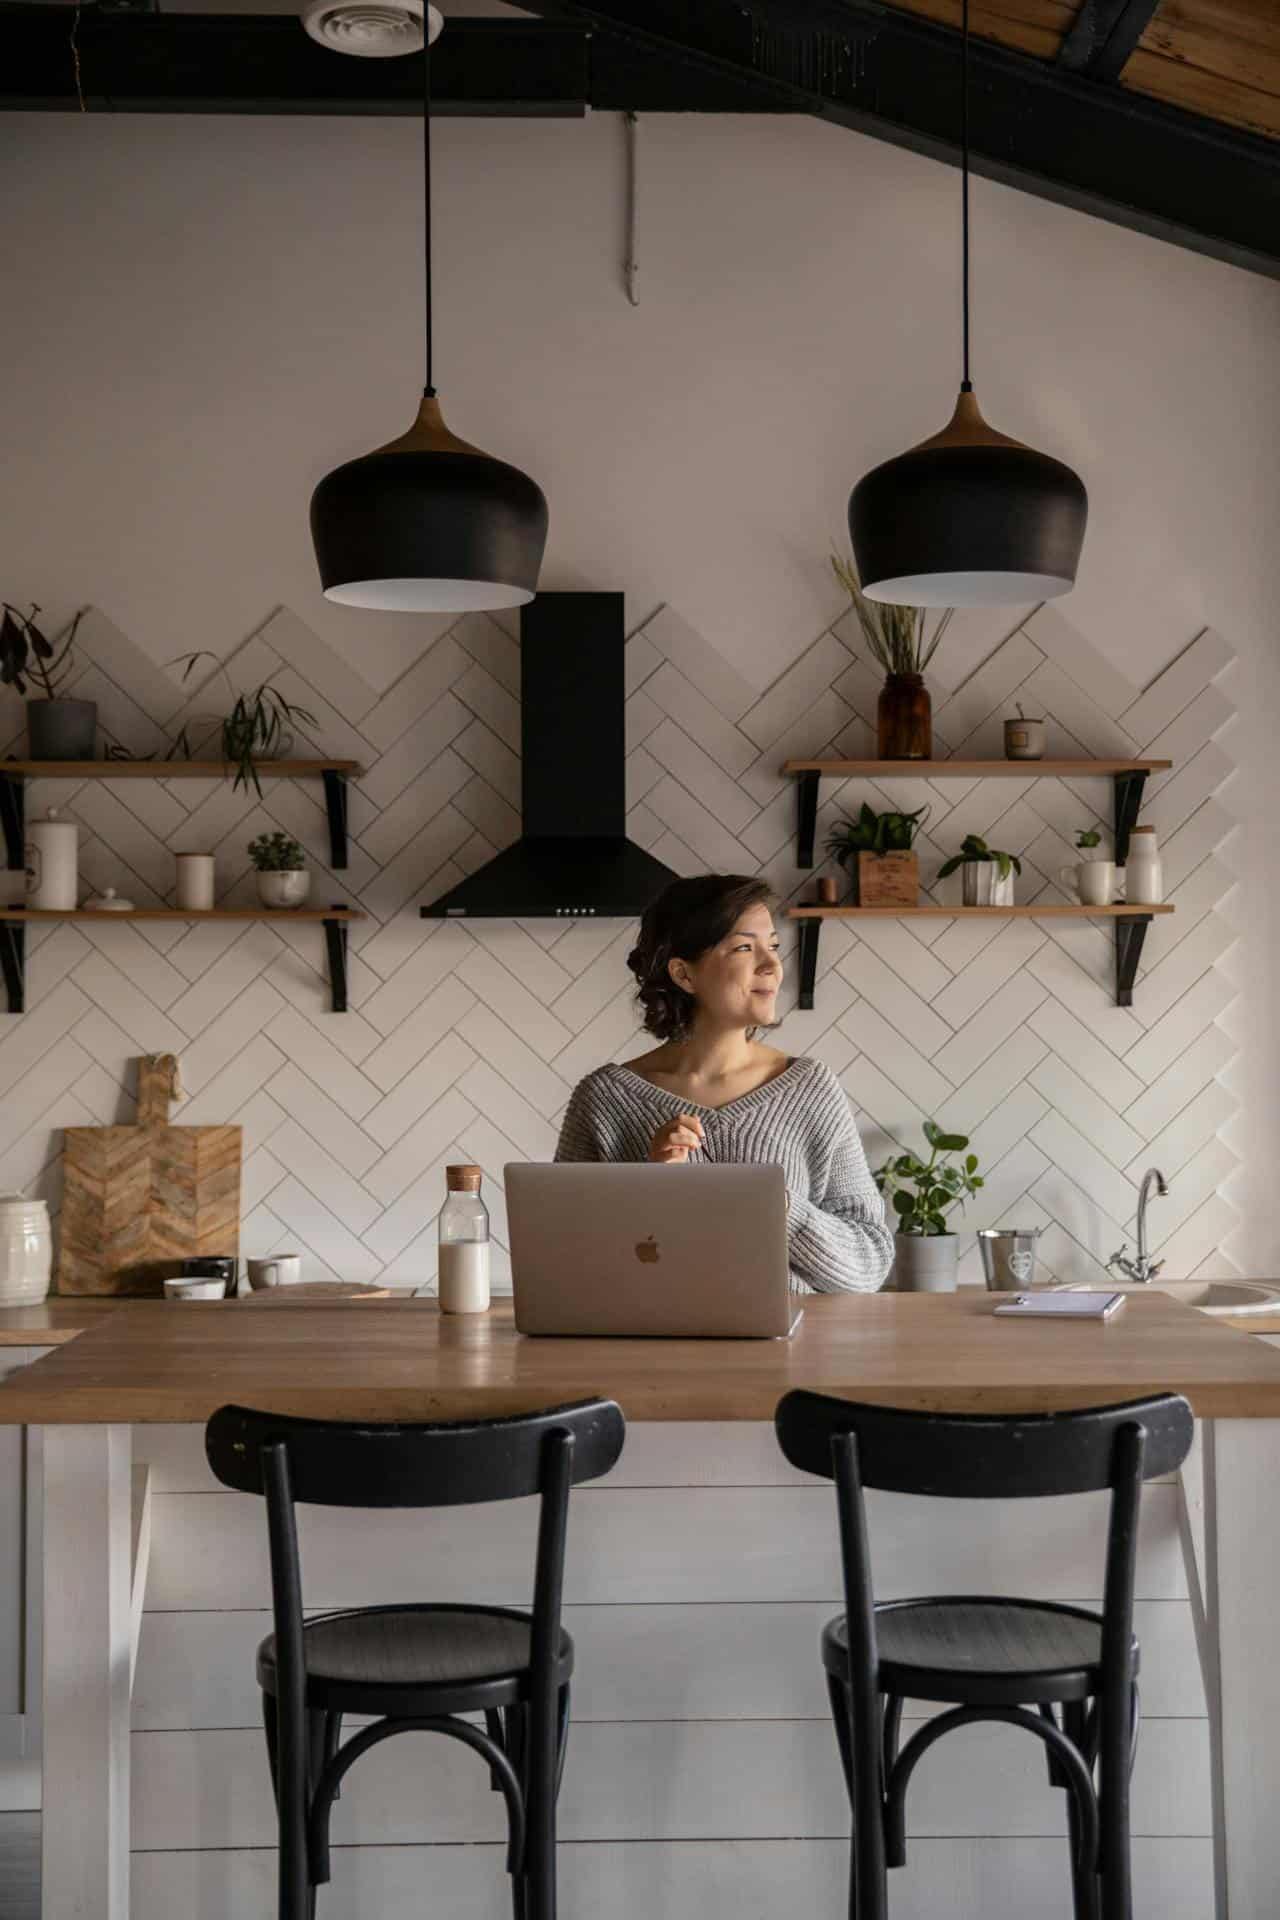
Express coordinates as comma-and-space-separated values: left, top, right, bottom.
848, 0, 1086, 607
310, 5, 548, 612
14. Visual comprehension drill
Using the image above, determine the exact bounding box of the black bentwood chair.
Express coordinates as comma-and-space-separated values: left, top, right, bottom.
774, 1390, 1194, 1920
205, 1398, 626, 1920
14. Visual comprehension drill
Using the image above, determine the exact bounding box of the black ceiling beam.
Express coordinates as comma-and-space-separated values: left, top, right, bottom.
0, 9, 593, 116
522, 0, 1280, 280
1058, 0, 1162, 82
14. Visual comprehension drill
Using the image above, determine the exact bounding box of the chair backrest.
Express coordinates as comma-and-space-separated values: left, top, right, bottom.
774, 1389, 1193, 1730
774, 1391, 1193, 1499
206, 1397, 625, 1763
206, 1397, 626, 1507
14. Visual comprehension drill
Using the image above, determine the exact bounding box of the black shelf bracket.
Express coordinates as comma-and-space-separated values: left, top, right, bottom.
323, 909, 349, 1014
796, 917, 821, 1011
1112, 769, 1148, 868
0, 772, 24, 874
796, 771, 820, 869
1115, 914, 1154, 1009
0, 922, 25, 1015
321, 770, 349, 870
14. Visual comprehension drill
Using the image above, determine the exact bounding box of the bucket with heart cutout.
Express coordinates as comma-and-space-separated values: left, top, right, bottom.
977, 1227, 1046, 1292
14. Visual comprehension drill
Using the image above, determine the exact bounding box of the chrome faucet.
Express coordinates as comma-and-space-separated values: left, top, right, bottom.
1108, 1168, 1169, 1284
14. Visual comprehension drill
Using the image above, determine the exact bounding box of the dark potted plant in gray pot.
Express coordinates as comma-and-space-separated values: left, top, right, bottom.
875, 1121, 984, 1292
0, 604, 96, 759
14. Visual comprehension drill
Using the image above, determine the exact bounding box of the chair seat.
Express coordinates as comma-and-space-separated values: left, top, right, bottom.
823, 1598, 1137, 1706
258, 1604, 573, 1710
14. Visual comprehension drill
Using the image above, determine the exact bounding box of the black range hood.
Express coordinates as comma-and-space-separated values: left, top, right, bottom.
422, 592, 680, 920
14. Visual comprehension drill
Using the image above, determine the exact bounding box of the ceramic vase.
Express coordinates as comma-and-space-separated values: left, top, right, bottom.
962, 862, 1015, 907
26, 697, 97, 761
256, 870, 310, 908
891, 1233, 958, 1293
0, 1194, 52, 1306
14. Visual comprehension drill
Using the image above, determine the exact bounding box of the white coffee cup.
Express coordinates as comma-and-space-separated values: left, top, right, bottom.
247, 1254, 303, 1290
163, 1276, 227, 1301
1059, 860, 1116, 907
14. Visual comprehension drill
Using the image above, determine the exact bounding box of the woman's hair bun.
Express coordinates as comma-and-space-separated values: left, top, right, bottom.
628, 874, 773, 1040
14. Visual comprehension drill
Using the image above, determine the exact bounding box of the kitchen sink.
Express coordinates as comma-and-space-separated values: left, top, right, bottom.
1054, 1279, 1280, 1318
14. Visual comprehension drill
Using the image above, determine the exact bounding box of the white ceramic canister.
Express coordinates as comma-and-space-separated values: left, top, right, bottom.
175, 852, 216, 911
25, 808, 78, 909
0, 1193, 53, 1306
1124, 825, 1163, 905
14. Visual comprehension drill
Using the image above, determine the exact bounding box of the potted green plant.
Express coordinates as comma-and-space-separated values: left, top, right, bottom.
825, 802, 929, 906
248, 830, 310, 908
937, 833, 1023, 907
831, 552, 953, 760
876, 1121, 984, 1292
170, 652, 318, 796
0, 604, 96, 760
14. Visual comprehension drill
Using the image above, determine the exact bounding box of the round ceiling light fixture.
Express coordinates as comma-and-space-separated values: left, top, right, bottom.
848, 0, 1086, 608
308, 7, 548, 612
300, 0, 439, 59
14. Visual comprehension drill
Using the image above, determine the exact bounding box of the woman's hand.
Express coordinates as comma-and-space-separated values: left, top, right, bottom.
648, 1113, 704, 1163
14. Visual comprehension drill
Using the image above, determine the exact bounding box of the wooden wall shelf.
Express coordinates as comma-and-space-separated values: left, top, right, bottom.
783, 759, 1174, 1011
0, 907, 363, 1015
1, 760, 365, 1014
0, 759, 359, 872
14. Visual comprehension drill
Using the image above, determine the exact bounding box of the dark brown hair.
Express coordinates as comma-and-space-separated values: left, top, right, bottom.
627, 874, 774, 1041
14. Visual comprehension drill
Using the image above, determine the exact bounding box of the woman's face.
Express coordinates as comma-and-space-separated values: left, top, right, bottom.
669, 901, 783, 1032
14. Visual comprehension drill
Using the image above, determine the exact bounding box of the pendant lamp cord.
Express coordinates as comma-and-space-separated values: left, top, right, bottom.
423, 15, 435, 399
961, 0, 972, 393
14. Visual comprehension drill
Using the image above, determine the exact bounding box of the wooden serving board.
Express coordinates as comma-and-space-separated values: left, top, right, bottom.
58, 1054, 241, 1296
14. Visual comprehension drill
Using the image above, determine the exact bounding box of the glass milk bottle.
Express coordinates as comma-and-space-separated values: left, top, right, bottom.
438, 1165, 491, 1314
1125, 824, 1164, 904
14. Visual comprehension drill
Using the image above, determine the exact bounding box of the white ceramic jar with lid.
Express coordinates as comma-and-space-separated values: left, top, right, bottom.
25, 808, 79, 909
1124, 825, 1163, 905
0, 1193, 53, 1306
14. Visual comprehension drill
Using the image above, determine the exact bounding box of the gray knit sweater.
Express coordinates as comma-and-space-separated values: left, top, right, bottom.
555, 1056, 893, 1294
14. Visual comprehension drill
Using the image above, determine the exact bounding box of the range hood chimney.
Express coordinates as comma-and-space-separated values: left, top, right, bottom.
421, 592, 680, 920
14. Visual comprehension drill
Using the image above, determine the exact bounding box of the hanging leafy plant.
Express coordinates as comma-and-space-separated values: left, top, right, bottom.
0, 604, 85, 700
169, 652, 318, 796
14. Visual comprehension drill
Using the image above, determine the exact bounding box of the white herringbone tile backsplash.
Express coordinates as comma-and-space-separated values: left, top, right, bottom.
0, 599, 1239, 1291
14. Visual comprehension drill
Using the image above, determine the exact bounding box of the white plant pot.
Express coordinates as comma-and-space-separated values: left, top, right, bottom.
891, 1233, 958, 1294
962, 862, 1015, 907
256, 870, 310, 909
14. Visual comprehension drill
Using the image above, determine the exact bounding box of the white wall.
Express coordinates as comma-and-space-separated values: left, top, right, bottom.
0, 106, 1275, 1275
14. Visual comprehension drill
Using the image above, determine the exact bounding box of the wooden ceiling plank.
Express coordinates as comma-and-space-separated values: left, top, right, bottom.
877, 0, 1066, 61
1122, 53, 1280, 136
1141, 4, 1280, 98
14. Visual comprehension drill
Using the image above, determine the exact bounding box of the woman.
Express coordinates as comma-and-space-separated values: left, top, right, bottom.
556, 873, 893, 1294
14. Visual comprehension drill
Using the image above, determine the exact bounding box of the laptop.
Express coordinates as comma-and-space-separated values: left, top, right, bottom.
504, 1163, 801, 1338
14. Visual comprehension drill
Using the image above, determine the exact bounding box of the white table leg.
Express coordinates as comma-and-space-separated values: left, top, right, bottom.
41, 1424, 132, 1920
1198, 1419, 1280, 1919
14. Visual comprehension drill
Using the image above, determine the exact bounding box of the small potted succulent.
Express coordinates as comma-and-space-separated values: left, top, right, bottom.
0, 604, 96, 760
937, 833, 1023, 907
825, 802, 929, 907
875, 1121, 984, 1293
248, 830, 310, 908
1058, 825, 1116, 907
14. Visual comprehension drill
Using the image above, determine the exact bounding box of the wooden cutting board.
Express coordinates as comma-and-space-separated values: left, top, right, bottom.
58, 1054, 241, 1296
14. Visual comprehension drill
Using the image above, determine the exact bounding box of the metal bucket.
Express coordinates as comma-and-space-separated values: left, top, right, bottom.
978, 1227, 1044, 1291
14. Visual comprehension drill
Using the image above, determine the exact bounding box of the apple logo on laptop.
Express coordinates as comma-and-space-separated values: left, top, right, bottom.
635, 1236, 660, 1265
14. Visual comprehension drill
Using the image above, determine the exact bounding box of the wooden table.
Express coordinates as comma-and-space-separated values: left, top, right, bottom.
3, 1292, 1279, 1918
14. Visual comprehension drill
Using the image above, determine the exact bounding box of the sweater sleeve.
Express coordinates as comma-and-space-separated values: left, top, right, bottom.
786, 1075, 894, 1295
555, 1074, 606, 1163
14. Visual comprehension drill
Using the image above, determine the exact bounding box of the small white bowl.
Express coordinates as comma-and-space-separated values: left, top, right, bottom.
163, 1277, 227, 1301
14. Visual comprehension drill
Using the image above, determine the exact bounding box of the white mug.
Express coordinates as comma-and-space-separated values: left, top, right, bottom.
247, 1253, 303, 1290
163, 1276, 227, 1301
1059, 860, 1116, 907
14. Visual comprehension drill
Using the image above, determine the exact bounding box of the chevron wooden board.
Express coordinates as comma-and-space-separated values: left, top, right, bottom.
58, 1055, 241, 1295
0, 598, 1239, 1295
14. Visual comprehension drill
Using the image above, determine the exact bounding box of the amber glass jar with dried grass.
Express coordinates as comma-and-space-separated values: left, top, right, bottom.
832, 554, 953, 762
